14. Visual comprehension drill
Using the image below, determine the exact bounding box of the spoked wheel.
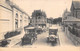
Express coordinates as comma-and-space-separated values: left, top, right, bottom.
47, 37, 49, 43
30, 38, 33, 45
55, 38, 57, 43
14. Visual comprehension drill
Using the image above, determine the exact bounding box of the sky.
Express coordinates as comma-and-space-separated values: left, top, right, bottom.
11, 0, 72, 18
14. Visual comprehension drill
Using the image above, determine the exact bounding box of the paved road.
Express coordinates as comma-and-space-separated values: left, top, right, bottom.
33, 31, 59, 47
13, 31, 59, 48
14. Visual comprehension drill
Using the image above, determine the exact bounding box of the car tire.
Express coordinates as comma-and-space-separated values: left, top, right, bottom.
30, 39, 33, 45
55, 38, 57, 43
47, 37, 49, 43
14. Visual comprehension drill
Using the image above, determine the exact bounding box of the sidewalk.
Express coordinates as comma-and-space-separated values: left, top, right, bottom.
57, 25, 74, 46
7, 30, 25, 47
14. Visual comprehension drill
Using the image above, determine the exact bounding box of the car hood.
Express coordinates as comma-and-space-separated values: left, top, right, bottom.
49, 35, 58, 38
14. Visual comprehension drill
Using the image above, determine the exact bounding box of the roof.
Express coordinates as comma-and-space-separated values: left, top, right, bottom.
63, 16, 80, 22
72, 1, 80, 9
5, 0, 30, 17
0, 0, 12, 11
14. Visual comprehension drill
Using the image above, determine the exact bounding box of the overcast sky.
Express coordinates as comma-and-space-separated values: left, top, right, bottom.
11, 0, 72, 18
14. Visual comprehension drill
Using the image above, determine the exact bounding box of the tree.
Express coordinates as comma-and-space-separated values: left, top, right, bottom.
53, 17, 62, 24
47, 18, 54, 24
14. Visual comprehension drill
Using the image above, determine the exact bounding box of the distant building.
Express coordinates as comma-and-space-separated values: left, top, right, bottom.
30, 10, 47, 29
0, 0, 30, 40
62, 9, 71, 21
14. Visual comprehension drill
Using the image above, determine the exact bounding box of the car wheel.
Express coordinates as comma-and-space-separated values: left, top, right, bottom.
47, 37, 49, 43
55, 38, 57, 43
31, 39, 33, 45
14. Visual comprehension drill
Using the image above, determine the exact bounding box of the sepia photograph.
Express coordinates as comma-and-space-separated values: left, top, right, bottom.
0, 0, 80, 51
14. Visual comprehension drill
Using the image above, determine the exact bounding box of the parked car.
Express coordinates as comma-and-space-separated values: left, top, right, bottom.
0, 39, 11, 47
21, 27, 37, 45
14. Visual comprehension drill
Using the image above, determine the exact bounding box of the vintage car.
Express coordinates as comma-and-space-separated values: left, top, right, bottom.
36, 28, 43, 34
0, 39, 11, 47
47, 27, 58, 43
21, 27, 37, 45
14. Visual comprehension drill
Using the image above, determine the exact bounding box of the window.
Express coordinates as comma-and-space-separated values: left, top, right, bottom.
15, 20, 18, 29
25, 17, 27, 19
36, 13, 40, 16
20, 15, 22, 18
20, 20, 22, 27
35, 17, 37, 19
36, 20, 37, 23
38, 16, 41, 19
16, 13, 18, 18
77, 11, 80, 18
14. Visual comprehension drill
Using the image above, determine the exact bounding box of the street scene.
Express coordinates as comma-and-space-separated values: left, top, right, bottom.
0, 0, 80, 48
12, 25, 74, 48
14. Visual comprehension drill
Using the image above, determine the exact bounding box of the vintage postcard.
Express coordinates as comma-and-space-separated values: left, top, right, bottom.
0, 0, 80, 51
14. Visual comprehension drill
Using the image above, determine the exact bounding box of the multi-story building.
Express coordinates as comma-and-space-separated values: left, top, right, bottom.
63, 1, 80, 26
0, 0, 30, 40
30, 10, 47, 29
71, 1, 80, 19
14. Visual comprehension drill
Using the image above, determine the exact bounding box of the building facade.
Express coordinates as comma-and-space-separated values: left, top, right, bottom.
0, 0, 29, 40
30, 10, 47, 29
62, 1, 80, 26
70, 1, 80, 19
